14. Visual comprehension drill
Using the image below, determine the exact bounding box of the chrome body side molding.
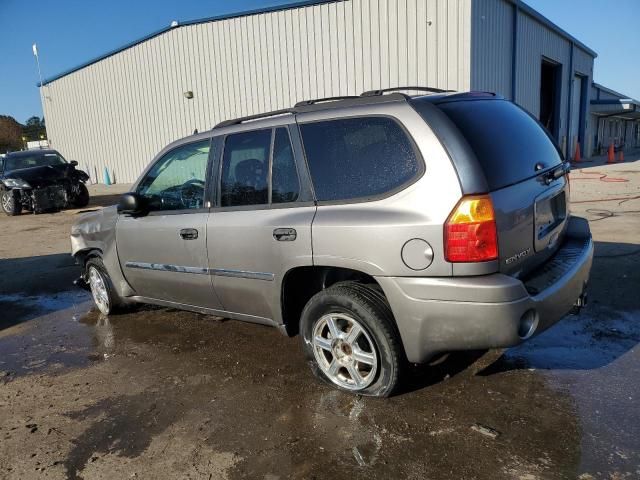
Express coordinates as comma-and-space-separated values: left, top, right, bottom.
125, 261, 274, 281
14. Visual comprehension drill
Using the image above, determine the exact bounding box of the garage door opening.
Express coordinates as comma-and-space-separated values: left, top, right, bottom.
540, 58, 562, 141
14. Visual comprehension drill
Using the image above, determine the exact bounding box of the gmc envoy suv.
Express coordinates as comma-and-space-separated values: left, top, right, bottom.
71, 87, 593, 397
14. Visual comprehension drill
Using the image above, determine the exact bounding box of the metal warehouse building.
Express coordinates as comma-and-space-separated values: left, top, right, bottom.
38, 0, 637, 184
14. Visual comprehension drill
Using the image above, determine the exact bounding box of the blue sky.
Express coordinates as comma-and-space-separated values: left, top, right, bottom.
0, 0, 638, 124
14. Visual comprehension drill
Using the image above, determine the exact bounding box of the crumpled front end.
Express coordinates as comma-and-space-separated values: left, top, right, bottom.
70, 205, 118, 257
70, 205, 135, 299
33, 185, 68, 212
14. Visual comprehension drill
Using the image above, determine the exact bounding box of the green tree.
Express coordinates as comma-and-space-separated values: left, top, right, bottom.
22, 116, 47, 142
0, 115, 24, 153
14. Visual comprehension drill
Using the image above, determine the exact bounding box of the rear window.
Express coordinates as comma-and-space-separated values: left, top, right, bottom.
299, 117, 421, 202
433, 99, 563, 190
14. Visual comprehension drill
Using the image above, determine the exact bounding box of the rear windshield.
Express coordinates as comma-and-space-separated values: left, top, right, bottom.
432, 99, 563, 190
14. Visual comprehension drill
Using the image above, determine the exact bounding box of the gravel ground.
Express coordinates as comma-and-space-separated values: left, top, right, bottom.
0, 153, 639, 480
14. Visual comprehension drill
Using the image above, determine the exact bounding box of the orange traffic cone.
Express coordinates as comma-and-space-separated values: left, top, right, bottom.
607, 143, 615, 164
618, 150, 624, 162
573, 142, 581, 163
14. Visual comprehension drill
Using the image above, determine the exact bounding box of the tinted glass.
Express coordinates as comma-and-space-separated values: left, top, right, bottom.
5, 152, 66, 171
221, 129, 271, 207
433, 99, 563, 190
137, 140, 210, 211
272, 128, 300, 203
300, 117, 420, 201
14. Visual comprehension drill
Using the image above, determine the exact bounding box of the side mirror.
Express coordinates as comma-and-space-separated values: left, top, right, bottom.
117, 192, 146, 215
69, 160, 78, 167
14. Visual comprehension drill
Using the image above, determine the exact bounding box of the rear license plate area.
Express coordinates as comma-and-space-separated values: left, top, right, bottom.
534, 189, 566, 250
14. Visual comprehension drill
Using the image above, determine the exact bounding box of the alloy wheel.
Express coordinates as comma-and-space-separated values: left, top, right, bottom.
88, 266, 110, 315
1, 192, 13, 212
312, 313, 378, 391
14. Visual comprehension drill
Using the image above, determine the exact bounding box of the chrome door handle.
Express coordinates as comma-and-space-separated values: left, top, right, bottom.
179, 228, 199, 240
273, 228, 297, 241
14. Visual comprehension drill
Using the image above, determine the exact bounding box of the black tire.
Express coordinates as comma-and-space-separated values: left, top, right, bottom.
71, 183, 90, 208
85, 257, 124, 315
1, 190, 22, 216
300, 282, 404, 397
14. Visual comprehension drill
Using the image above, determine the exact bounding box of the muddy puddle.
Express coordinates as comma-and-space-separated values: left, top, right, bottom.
0, 266, 639, 479
1, 290, 638, 478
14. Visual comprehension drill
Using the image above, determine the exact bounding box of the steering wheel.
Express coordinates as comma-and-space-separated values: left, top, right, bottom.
179, 178, 206, 208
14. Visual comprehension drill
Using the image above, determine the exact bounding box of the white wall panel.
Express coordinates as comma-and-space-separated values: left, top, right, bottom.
42, 0, 472, 183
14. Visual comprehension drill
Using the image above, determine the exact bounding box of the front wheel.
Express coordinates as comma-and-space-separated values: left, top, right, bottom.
1, 190, 22, 216
71, 183, 90, 208
300, 282, 404, 397
86, 258, 123, 315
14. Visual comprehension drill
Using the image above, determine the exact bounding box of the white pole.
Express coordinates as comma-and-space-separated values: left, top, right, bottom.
33, 44, 44, 87
32, 43, 47, 122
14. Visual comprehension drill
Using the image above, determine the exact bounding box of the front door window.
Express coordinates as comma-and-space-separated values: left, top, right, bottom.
137, 140, 210, 211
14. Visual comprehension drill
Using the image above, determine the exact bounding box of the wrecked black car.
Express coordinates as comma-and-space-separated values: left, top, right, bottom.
0, 149, 90, 216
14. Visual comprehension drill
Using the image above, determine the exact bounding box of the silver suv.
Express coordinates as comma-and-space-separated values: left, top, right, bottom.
71, 87, 593, 397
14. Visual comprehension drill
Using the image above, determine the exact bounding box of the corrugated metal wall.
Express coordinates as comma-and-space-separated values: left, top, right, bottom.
471, 0, 513, 98
42, 0, 472, 184
471, 0, 594, 157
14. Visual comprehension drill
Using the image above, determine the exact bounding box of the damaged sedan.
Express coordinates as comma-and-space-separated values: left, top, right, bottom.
0, 149, 90, 215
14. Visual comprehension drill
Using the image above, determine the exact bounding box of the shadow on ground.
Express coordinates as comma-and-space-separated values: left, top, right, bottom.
0, 253, 83, 330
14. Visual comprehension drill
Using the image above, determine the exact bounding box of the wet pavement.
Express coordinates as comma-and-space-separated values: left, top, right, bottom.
1, 161, 640, 479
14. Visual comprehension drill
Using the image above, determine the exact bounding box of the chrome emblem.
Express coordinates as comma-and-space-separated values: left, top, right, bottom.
505, 248, 531, 265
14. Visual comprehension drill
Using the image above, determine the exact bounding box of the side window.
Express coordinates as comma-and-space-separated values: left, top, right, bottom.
220, 129, 271, 207
299, 117, 421, 202
137, 140, 210, 211
271, 128, 300, 203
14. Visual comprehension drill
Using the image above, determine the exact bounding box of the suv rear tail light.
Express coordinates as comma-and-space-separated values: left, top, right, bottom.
445, 195, 498, 263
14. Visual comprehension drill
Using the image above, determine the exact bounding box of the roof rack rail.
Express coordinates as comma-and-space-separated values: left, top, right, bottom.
360, 86, 455, 97
294, 95, 360, 107
214, 91, 411, 129
214, 108, 295, 128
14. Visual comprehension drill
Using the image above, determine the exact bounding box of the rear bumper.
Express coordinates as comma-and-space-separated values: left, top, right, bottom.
376, 216, 593, 363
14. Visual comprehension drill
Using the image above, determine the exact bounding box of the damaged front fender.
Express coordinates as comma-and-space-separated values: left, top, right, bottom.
70, 205, 135, 298
70, 205, 118, 257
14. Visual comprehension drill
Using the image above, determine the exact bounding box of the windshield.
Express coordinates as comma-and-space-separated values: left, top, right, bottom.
4, 152, 67, 172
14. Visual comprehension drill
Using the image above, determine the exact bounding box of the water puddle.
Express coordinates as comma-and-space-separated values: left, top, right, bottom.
0, 291, 94, 377
499, 307, 640, 476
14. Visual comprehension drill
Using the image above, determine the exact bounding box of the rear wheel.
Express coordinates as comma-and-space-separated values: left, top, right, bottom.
86, 258, 123, 315
1, 190, 22, 216
300, 282, 403, 397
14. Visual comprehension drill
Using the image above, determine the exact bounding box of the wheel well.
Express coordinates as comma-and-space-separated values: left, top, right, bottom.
281, 266, 380, 336
75, 248, 103, 276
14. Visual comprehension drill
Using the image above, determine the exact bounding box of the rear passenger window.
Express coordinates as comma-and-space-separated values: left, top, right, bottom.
300, 117, 421, 202
221, 129, 271, 207
272, 128, 300, 203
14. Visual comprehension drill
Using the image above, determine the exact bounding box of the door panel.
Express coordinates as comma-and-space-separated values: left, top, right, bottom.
117, 212, 222, 308
207, 207, 315, 321
115, 138, 222, 308
206, 125, 315, 322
